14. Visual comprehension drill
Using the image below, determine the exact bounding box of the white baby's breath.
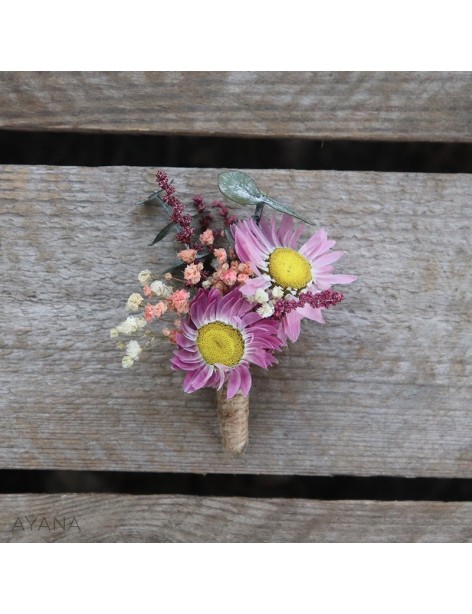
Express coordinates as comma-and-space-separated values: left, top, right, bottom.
122, 355, 134, 368
272, 286, 284, 299
150, 280, 173, 298
256, 302, 275, 318
254, 288, 269, 304
138, 270, 153, 285
116, 316, 140, 335
126, 340, 142, 360
126, 292, 144, 312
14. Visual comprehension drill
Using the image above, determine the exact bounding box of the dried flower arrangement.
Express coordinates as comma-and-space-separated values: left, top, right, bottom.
111, 170, 356, 455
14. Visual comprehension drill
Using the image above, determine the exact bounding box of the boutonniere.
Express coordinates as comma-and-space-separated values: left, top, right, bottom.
111, 170, 356, 455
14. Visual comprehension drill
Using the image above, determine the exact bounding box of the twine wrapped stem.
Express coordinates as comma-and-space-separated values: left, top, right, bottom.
216, 384, 249, 455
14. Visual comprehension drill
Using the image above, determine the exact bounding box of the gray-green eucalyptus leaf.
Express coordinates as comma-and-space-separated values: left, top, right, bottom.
224, 226, 235, 249
218, 170, 314, 225
218, 171, 265, 206
163, 261, 186, 275
261, 196, 314, 225
136, 190, 170, 213
149, 221, 176, 246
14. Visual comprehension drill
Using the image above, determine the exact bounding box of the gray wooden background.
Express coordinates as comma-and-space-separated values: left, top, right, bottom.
1, 72, 471, 542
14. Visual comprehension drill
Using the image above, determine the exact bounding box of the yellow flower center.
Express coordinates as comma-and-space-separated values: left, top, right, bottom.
196, 321, 245, 367
268, 247, 312, 290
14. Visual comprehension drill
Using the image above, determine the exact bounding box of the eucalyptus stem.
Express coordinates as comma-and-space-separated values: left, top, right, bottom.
253, 202, 265, 225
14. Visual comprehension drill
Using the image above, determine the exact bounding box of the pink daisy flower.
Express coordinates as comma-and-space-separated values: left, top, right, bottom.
233, 214, 357, 343
171, 288, 282, 398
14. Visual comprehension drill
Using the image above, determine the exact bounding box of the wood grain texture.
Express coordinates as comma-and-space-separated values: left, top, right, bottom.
0, 72, 471, 141
1, 494, 472, 542
1, 166, 471, 476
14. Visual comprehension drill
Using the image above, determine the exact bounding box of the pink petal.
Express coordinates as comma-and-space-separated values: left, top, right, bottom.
183, 371, 196, 392
234, 220, 270, 270
187, 363, 214, 392
297, 304, 325, 323
174, 349, 201, 363
288, 224, 305, 249
254, 218, 278, 252
314, 250, 345, 267
299, 230, 336, 261
245, 350, 272, 369
316, 273, 357, 287
179, 321, 197, 340
227, 367, 241, 398
277, 214, 294, 245
277, 326, 288, 344
239, 365, 252, 396
284, 310, 302, 343
207, 367, 226, 390
241, 311, 263, 326
171, 356, 199, 371
239, 276, 270, 297
299, 229, 327, 256
175, 333, 196, 349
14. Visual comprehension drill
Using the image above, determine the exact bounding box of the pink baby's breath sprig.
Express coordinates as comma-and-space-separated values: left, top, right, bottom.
184, 262, 204, 285
178, 249, 197, 264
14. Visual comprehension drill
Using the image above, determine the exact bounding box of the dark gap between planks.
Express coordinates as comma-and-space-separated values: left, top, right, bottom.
1, 471, 472, 501
1, 130, 472, 172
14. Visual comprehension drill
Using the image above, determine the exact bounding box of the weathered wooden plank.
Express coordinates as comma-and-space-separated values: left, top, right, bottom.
0, 72, 471, 142
2, 494, 472, 542
1, 166, 471, 476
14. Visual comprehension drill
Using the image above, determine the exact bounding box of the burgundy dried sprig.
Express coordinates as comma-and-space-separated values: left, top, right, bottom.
192, 194, 206, 213
212, 200, 238, 227
193, 194, 213, 231
273, 290, 344, 320
156, 170, 195, 245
